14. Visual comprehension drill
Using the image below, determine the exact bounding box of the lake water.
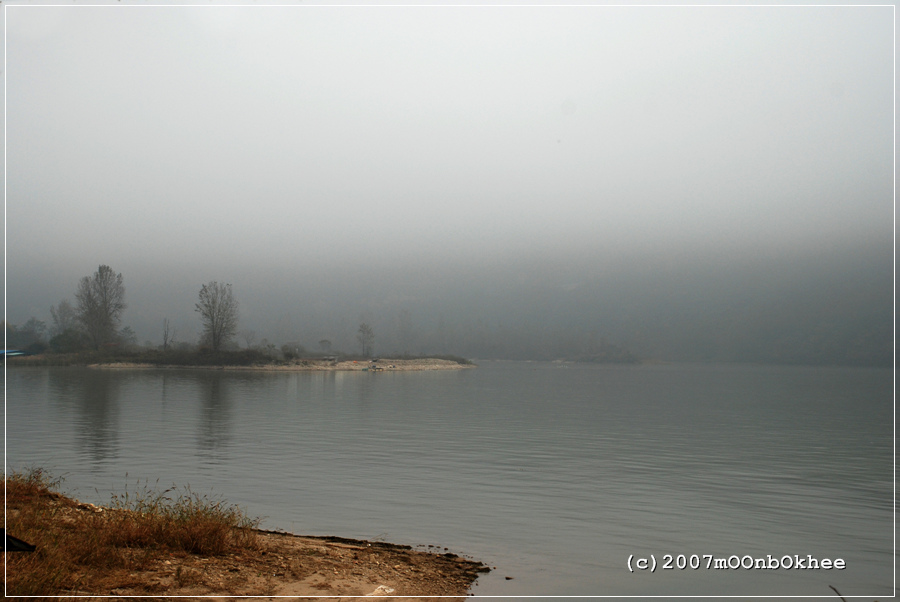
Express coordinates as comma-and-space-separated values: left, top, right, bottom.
5, 361, 893, 598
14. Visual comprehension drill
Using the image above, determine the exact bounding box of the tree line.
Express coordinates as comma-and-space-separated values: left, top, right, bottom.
5, 264, 379, 359
6, 265, 131, 354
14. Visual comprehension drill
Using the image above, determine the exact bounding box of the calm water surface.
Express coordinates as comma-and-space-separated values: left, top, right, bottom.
5, 361, 893, 598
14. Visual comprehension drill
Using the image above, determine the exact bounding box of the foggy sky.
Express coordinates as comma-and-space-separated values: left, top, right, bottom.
4, 3, 894, 364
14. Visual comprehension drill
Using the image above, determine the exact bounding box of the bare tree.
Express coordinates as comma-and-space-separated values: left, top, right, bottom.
240, 330, 257, 349
195, 281, 239, 352
7, 318, 47, 349
75, 265, 126, 349
318, 339, 332, 354
50, 299, 78, 337
48, 300, 88, 352
357, 322, 375, 357
162, 318, 176, 351
21, 318, 47, 342
118, 326, 138, 349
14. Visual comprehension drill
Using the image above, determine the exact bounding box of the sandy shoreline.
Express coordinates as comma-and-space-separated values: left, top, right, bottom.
87, 358, 474, 372
92, 528, 491, 599
5, 484, 490, 599
121, 529, 491, 599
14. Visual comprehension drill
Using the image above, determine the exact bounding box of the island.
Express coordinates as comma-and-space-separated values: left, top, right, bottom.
6, 351, 475, 372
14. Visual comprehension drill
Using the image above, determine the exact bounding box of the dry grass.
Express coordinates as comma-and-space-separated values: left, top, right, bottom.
3, 468, 260, 597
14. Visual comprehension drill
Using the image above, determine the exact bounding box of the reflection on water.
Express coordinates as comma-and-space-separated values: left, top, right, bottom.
48, 369, 122, 464
197, 374, 232, 460
76, 370, 120, 462
5, 362, 893, 598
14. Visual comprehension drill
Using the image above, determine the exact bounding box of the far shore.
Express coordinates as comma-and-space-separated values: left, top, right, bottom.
88, 357, 474, 372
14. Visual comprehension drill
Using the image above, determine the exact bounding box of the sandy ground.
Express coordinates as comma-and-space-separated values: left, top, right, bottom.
94, 530, 490, 600
7, 493, 490, 600
91, 358, 474, 372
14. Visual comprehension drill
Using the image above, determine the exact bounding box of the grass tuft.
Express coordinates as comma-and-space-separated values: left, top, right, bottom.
3, 468, 260, 596
104, 481, 260, 555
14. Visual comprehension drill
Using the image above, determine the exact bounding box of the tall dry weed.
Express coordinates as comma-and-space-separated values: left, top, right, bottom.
4, 469, 260, 596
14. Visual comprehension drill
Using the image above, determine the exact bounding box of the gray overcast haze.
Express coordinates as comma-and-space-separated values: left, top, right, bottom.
4, 3, 894, 365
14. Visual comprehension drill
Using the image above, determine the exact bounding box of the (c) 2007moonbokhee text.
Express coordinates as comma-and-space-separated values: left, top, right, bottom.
627, 554, 846, 572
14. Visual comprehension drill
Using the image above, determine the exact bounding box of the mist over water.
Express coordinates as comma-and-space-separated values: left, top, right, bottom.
4, 4, 893, 368
2, 7, 894, 600
8, 236, 890, 367
2, 7, 894, 601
